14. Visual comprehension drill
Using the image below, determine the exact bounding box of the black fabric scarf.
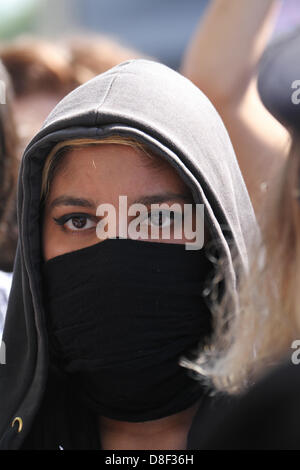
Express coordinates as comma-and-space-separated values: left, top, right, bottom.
42, 237, 213, 423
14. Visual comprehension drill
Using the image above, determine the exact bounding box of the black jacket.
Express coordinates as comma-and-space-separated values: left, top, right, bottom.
188, 359, 300, 450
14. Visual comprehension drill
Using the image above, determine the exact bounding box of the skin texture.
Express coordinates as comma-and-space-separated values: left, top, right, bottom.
42, 143, 204, 449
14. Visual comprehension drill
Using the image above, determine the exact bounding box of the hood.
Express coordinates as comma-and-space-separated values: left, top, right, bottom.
0, 59, 256, 449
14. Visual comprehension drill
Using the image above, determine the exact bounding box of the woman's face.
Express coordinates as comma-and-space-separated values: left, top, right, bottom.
42, 144, 201, 261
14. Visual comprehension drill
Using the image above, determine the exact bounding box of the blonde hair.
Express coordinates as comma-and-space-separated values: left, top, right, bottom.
41, 136, 160, 203
182, 134, 300, 394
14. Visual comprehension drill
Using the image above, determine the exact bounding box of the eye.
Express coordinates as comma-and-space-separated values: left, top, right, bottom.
65, 216, 96, 231
150, 210, 173, 228
141, 209, 179, 228
53, 213, 97, 232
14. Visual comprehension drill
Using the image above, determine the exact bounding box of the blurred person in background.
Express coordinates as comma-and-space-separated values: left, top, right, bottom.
181, 0, 290, 216
185, 26, 300, 450
0, 34, 141, 157
0, 60, 19, 336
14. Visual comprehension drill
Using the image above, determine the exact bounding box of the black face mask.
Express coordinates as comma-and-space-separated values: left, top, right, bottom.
42, 237, 213, 422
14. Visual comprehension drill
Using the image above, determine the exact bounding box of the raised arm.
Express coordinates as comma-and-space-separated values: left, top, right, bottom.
181, 0, 290, 213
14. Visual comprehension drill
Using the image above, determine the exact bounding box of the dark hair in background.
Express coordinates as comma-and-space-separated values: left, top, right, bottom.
0, 61, 19, 272
0, 35, 140, 98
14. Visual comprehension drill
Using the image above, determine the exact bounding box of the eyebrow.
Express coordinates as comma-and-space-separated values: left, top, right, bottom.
49, 196, 96, 210
48, 191, 193, 211
131, 192, 193, 205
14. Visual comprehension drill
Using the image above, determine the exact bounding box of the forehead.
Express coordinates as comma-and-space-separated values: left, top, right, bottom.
47, 143, 191, 200
58, 143, 168, 170
52, 143, 185, 181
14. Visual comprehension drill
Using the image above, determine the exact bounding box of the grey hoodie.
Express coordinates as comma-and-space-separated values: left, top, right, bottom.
0, 59, 256, 449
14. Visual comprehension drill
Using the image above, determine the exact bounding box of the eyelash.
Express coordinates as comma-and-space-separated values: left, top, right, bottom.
141, 209, 177, 227
53, 213, 97, 232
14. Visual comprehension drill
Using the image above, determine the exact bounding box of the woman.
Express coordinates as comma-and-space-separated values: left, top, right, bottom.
0, 59, 256, 449
187, 27, 300, 450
